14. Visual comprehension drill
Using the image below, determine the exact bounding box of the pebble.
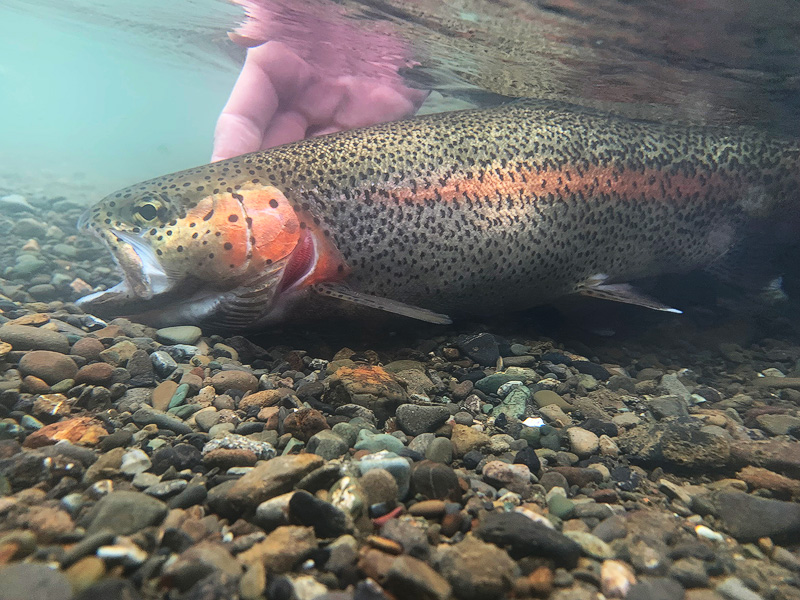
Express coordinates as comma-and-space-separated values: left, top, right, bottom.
627, 577, 686, 600
0, 324, 70, 353
474, 511, 582, 567
18, 350, 78, 385
563, 530, 614, 559
492, 386, 530, 420
601, 559, 637, 598
155, 326, 202, 345
410, 460, 460, 500
566, 427, 599, 457
706, 491, 800, 542
132, 406, 192, 435
438, 536, 518, 600
425, 436, 453, 464
0, 562, 73, 600
354, 430, 405, 454
395, 404, 450, 436
85, 490, 167, 535
120, 449, 152, 475
211, 370, 259, 394
450, 424, 490, 457
307, 430, 349, 460
202, 433, 276, 460
210, 454, 323, 516
482, 460, 532, 495
358, 451, 411, 499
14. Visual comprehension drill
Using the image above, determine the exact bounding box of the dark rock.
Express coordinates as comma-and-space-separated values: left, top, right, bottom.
98, 429, 133, 452
592, 515, 628, 542
617, 420, 730, 470
579, 418, 619, 438
381, 518, 431, 560
461, 450, 483, 470
648, 396, 690, 420
611, 466, 643, 492
85, 490, 168, 535
704, 491, 800, 542
126, 349, 155, 387
396, 404, 450, 436
410, 460, 460, 500
573, 361, 610, 380
538, 471, 569, 492
456, 333, 500, 367
289, 490, 351, 538
474, 511, 582, 568
550, 466, 603, 488
168, 484, 209, 509
0, 451, 47, 492
132, 406, 192, 434
151, 443, 202, 474
71, 578, 142, 600
513, 447, 541, 473
540, 352, 572, 365
626, 577, 685, 600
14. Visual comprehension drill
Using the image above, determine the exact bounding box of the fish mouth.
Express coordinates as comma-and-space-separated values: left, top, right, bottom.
76, 228, 172, 311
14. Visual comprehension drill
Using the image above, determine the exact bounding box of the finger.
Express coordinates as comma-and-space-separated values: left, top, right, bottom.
212, 45, 280, 161
260, 110, 310, 149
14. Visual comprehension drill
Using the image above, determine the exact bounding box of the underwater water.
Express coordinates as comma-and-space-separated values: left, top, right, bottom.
1, 2, 800, 600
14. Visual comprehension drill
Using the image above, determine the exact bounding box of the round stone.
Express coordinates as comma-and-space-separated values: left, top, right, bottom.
74, 362, 114, 386
18, 351, 78, 385
566, 427, 600, 458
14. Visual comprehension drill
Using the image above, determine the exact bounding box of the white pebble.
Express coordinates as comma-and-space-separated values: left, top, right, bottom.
695, 524, 725, 541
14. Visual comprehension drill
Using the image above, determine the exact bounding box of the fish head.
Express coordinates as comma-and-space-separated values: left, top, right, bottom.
76, 168, 348, 327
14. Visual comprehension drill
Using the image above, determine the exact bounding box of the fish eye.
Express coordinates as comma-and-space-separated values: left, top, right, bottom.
135, 202, 159, 221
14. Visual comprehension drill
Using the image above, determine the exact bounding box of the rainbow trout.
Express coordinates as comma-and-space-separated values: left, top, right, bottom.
77, 101, 800, 329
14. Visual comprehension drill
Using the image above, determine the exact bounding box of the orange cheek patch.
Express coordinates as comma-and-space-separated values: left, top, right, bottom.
212, 194, 249, 269
239, 187, 301, 266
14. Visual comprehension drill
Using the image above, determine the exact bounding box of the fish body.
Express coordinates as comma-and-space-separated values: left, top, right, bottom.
77, 101, 800, 329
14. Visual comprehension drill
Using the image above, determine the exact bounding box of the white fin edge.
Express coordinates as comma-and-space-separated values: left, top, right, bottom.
577, 274, 683, 314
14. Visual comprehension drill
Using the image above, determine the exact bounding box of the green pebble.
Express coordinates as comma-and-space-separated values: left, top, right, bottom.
282, 437, 305, 455
167, 383, 190, 409
354, 430, 404, 454
50, 379, 75, 394
20, 415, 43, 430
519, 426, 541, 447
540, 431, 562, 451
547, 494, 576, 519
474, 373, 524, 395
168, 403, 202, 419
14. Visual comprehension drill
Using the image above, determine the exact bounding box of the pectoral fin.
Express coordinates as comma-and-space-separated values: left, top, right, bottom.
577, 274, 682, 314
312, 283, 453, 324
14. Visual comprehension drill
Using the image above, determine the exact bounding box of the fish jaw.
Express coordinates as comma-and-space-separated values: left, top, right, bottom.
74, 227, 176, 314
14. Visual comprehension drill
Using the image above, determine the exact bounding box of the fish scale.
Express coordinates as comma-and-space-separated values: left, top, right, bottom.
78, 100, 800, 328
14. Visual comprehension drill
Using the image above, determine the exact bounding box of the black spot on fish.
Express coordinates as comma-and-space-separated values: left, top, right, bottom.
229, 214, 238, 222
224, 242, 233, 250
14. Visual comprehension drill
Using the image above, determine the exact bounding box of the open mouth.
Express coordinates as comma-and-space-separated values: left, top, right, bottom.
76, 229, 171, 312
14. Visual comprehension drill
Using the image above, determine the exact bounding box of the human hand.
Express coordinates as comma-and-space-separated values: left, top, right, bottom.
212, 40, 428, 162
